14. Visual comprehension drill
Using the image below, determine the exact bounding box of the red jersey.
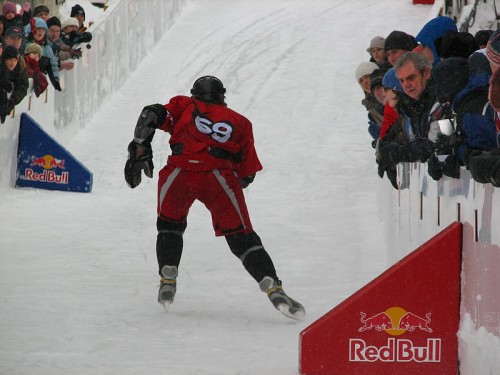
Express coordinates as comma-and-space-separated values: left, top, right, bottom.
158, 96, 262, 179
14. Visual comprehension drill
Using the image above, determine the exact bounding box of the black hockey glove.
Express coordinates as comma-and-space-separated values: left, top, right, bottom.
436, 133, 460, 156
124, 141, 154, 188
406, 139, 434, 163
441, 155, 461, 179
53, 79, 62, 92
385, 165, 399, 190
427, 154, 443, 181
239, 174, 255, 189
379, 143, 403, 169
469, 150, 500, 186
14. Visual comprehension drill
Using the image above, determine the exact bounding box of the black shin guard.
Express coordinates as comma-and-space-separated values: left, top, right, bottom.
156, 217, 187, 276
225, 231, 278, 282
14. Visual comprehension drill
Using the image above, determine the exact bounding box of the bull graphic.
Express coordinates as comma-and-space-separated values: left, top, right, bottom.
397, 312, 433, 333
358, 312, 395, 332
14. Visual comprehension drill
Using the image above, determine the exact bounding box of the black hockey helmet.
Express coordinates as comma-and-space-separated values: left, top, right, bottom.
190, 76, 226, 104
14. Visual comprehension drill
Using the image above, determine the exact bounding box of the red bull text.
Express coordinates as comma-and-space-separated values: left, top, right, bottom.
23, 155, 69, 185
349, 338, 441, 362
350, 307, 441, 363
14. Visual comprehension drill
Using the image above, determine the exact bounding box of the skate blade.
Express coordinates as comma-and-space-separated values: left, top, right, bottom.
160, 301, 172, 312
278, 304, 306, 321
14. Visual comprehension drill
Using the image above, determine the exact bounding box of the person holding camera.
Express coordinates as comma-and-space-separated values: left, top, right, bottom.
60, 17, 92, 50
428, 52, 496, 181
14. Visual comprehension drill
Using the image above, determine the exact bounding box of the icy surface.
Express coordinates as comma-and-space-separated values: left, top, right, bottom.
1, 1, 495, 374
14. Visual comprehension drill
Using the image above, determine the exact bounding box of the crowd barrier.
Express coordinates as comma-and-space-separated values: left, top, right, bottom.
0, 0, 188, 190
386, 163, 500, 344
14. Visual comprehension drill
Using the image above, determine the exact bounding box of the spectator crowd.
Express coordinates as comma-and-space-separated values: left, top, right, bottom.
356, 16, 500, 189
0, 1, 92, 123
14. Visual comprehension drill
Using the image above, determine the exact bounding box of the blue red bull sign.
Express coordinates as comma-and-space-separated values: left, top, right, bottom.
16, 113, 92, 192
299, 222, 462, 374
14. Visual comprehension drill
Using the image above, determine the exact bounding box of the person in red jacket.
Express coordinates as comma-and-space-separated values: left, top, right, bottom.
23, 43, 48, 97
124, 76, 305, 321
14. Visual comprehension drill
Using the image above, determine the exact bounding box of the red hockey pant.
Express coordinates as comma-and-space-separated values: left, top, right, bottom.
157, 165, 253, 236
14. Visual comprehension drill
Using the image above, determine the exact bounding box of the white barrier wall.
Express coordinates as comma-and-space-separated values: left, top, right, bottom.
386, 163, 500, 343
0, 0, 188, 190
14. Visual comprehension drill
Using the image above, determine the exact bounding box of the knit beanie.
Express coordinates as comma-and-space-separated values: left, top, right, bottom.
431, 57, 469, 104
384, 30, 417, 52
489, 65, 500, 112
61, 17, 79, 31
475, 30, 494, 48
382, 68, 404, 93
439, 31, 479, 59
25, 43, 43, 56
2, 2, 17, 17
3, 45, 19, 59
486, 30, 500, 72
47, 16, 62, 29
355, 61, 379, 82
24, 17, 49, 36
367, 36, 385, 53
70, 4, 85, 20
370, 68, 388, 91
33, 5, 50, 17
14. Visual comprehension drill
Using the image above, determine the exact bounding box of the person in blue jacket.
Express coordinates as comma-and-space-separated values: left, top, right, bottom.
415, 16, 457, 66
428, 53, 496, 180
24, 17, 62, 91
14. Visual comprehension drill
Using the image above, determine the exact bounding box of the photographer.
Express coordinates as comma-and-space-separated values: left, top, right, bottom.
61, 17, 92, 50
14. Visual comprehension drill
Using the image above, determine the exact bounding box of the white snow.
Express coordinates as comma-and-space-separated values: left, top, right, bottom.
0, 0, 498, 374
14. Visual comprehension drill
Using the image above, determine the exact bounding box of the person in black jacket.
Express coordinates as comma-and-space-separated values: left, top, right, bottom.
427, 54, 495, 180
379, 52, 439, 168
0, 45, 19, 122
2, 27, 28, 115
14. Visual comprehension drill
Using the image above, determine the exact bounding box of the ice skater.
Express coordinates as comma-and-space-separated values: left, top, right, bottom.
124, 76, 305, 321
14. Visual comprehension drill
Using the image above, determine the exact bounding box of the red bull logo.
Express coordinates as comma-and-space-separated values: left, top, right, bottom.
30, 155, 65, 170
350, 306, 441, 363
23, 154, 69, 184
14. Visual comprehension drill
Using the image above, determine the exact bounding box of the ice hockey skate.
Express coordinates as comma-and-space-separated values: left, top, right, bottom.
157, 265, 178, 311
259, 276, 306, 321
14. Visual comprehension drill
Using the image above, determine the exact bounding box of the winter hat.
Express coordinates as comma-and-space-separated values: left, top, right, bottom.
2, 2, 17, 17
355, 61, 379, 82
431, 57, 469, 104
61, 17, 79, 31
489, 65, 500, 112
2, 45, 19, 59
367, 36, 385, 53
384, 30, 417, 52
439, 31, 479, 59
416, 16, 458, 65
24, 43, 43, 56
382, 67, 404, 93
24, 17, 49, 36
47, 16, 61, 29
468, 50, 492, 77
370, 68, 388, 91
486, 30, 500, 72
70, 4, 85, 20
475, 30, 494, 48
4, 26, 22, 38
33, 5, 50, 17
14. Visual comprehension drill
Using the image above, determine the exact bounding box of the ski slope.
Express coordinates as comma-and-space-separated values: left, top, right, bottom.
0, 1, 430, 374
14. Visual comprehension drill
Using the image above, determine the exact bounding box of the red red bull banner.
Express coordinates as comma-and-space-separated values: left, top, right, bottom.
16, 113, 92, 192
299, 222, 461, 375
